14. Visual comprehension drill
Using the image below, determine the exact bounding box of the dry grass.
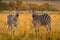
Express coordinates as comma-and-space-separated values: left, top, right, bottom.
0, 12, 60, 40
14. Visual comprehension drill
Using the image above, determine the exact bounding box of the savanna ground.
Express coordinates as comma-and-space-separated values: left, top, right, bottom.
0, 11, 60, 40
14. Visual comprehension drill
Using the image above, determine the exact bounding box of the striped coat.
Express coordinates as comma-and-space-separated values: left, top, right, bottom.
7, 10, 19, 30
32, 10, 51, 32
32, 14, 51, 25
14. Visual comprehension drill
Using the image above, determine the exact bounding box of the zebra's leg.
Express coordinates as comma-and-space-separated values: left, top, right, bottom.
14, 23, 18, 32
46, 25, 49, 33
32, 21, 37, 32
32, 20, 36, 27
7, 25, 10, 32
37, 26, 39, 33
37, 22, 40, 32
7, 25, 11, 35
13, 23, 18, 35
14, 23, 17, 29
46, 23, 51, 35
10, 25, 13, 31
48, 23, 51, 32
13, 20, 17, 29
7, 24, 12, 31
14, 24, 17, 32
10, 25, 15, 35
7, 25, 13, 35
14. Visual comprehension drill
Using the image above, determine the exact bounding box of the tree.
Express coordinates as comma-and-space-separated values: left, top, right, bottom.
0, 0, 2, 11
0, 0, 2, 3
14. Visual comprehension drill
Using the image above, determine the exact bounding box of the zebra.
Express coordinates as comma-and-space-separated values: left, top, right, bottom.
7, 10, 19, 34
31, 8, 51, 34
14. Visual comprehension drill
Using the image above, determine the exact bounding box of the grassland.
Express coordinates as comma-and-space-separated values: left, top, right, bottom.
0, 11, 60, 40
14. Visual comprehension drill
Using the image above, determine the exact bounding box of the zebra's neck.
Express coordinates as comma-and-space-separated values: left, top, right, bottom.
15, 10, 19, 18
32, 10, 38, 18
32, 10, 37, 15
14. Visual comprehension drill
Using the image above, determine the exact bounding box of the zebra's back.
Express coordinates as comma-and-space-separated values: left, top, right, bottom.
40, 14, 51, 25
7, 14, 17, 26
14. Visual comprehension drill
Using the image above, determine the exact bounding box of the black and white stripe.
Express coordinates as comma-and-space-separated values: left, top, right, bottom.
7, 10, 19, 33
32, 10, 51, 33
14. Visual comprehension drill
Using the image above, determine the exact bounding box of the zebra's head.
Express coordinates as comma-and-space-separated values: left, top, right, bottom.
15, 10, 19, 18
15, 13, 19, 18
31, 7, 36, 15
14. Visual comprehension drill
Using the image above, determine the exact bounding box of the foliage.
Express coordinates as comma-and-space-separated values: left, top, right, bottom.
0, 2, 60, 11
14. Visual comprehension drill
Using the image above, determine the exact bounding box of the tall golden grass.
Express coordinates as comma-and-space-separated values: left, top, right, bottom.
0, 12, 60, 40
